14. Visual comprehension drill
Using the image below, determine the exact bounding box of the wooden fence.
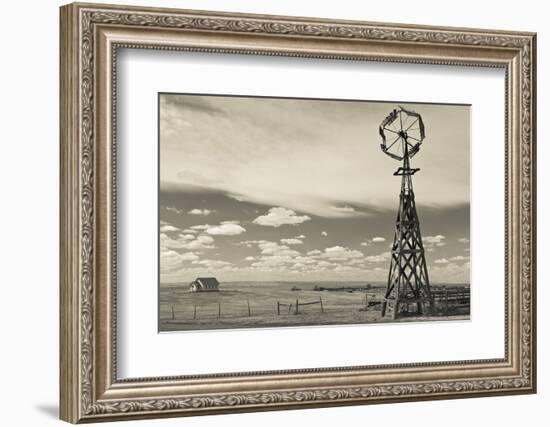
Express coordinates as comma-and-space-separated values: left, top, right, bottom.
277, 297, 324, 315
358, 293, 384, 312
168, 299, 253, 321
276, 302, 293, 315
431, 287, 470, 314
358, 288, 469, 315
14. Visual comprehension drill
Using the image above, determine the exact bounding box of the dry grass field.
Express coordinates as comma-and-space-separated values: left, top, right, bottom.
159, 281, 469, 332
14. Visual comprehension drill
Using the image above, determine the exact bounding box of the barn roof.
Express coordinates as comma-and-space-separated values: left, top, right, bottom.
195, 277, 219, 286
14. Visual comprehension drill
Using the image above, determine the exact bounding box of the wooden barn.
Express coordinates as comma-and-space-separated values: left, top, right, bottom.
189, 277, 220, 292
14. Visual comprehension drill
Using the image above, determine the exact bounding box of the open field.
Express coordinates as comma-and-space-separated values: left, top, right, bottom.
159, 281, 469, 332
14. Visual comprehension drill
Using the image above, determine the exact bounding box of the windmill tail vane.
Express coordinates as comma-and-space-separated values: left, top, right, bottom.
378, 106, 433, 319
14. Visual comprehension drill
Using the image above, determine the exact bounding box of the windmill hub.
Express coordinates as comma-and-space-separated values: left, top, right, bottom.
377, 106, 433, 319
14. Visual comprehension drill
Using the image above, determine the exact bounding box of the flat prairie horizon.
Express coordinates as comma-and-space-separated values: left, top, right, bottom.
159, 280, 470, 332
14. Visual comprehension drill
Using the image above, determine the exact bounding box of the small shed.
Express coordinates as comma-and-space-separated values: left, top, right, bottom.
189, 277, 220, 292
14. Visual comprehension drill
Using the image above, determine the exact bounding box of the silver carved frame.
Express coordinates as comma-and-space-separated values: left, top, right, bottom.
59, 2, 537, 423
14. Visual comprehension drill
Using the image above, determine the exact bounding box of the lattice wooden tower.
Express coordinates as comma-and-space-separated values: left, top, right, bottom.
378, 106, 433, 319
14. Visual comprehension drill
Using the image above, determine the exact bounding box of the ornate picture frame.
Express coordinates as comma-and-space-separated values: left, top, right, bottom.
60, 2, 536, 423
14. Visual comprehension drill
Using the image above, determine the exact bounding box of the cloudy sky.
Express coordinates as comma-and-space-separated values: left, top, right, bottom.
159, 94, 470, 284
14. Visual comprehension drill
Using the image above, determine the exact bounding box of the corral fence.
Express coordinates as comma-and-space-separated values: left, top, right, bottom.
431, 287, 470, 315
357, 288, 469, 315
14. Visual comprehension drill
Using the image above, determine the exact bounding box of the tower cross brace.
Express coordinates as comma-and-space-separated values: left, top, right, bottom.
380, 119, 433, 319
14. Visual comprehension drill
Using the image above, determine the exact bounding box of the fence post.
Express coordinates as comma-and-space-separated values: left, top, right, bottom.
277, 301, 280, 315
364, 293, 368, 311
445, 290, 449, 315
218, 303, 221, 318
295, 299, 299, 315
171, 305, 175, 320
247, 299, 251, 316
193, 304, 197, 320
319, 297, 324, 313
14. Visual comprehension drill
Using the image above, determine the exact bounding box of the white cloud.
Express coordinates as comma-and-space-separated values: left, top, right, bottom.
290, 262, 305, 270
160, 224, 180, 232
190, 225, 208, 231
160, 249, 199, 273
242, 241, 302, 264
449, 255, 469, 262
361, 237, 386, 246
322, 246, 364, 261
249, 241, 303, 268
242, 241, 372, 272
257, 241, 300, 257
245, 256, 255, 261
330, 206, 357, 213
182, 228, 199, 234
253, 207, 311, 227
296, 235, 306, 239
182, 235, 215, 250
188, 208, 213, 216
293, 256, 318, 265
165, 206, 184, 214
317, 260, 333, 268
346, 259, 365, 266
365, 251, 391, 263
180, 252, 199, 261
425, 235, 445, 244
160, 249, 184, 273
424, 235, 446, 247
434, 258, 450, 264
160, 233, 215, 251
205, 221, 246, 236
321, 231, 328, 237
191, 221, 246, 236
280, 238, 303, 245
457, 237, 470, 243
430, 261, 470, 283
227, 193, 246, 202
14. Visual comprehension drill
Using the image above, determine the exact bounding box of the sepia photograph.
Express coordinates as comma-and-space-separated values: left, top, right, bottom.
57, 4, 536, 421
158, 94, 471, 332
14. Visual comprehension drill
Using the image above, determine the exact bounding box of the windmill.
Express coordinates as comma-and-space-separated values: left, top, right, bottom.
378, 106, 433, 319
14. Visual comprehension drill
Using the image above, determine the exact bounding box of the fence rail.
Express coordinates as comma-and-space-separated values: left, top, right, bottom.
431, 288, 470, 314
277, 297, 324, 315
357, 288, 470, 315
166, 299, 255, 321
277, 302, 293, 315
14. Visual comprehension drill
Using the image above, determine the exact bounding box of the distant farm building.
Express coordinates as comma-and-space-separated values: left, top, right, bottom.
189, 277, 220, 292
